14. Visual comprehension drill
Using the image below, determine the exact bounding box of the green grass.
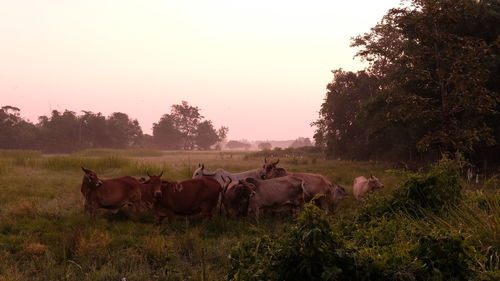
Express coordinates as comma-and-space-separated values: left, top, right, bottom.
74, 148, 164, 158
0, 149, 498, 280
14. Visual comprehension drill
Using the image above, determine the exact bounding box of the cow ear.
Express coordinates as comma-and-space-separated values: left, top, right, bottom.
198, 163, 201, 168
82, 167, 91, 174
147, 171, 152, 178
159, 171, 163, 177
264, 157, 267, 163
201, 164, 204, 170
370, 174, 374, 179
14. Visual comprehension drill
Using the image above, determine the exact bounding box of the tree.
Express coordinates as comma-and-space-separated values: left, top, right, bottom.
170, 101, 203, 150
152, 114, 183, 150
79, 111, 108, 148
195, 120, 219, 150
38, 110, 80, 152
290, 137, 313, 148
226, 140, 251, 150
351, 0, 498, 159
258, 142, 272, 150
215, 126, 229, 150
315, 0, 499, 163
0, 106, 38, 149
105, 112, 143, 148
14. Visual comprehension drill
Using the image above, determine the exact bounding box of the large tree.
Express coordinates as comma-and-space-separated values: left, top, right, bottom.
0, 106, 38, 149
105, 112, 143, 148
170, 101, 203, 150
38, 110, 81, 152
152, 114, 183, 150
195, 120, 219, 150
315, 0, 499, 163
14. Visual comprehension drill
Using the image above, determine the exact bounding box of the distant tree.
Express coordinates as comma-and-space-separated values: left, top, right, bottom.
152, 114, 183, 150
170, 101, 203, 150
79, 111, 107, 148
0, 106, 38, 149
105, 112, 143, 148
290, 137, 313, 148
226, 140, 251, 150
195, 120, 219, 150
215, 126, 229, 150
38, 110, 80, 152
258, 142, 272, 150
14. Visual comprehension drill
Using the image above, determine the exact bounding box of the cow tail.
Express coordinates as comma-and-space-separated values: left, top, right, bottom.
300, 179, 311, 202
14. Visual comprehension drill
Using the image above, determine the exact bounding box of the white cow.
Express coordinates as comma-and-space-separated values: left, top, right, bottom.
192, 164, 263, 187
352, 175, 384, 201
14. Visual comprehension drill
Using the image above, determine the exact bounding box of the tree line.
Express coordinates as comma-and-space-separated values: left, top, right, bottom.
313, 0, 499, 166
0, 101, 227, 152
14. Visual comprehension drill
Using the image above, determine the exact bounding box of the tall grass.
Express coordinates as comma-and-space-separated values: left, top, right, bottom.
0, 149, 42, 159
74, 148, 164, 158
38, 156, 131, 171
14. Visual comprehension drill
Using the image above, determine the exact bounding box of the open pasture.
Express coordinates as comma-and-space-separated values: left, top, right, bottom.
0, 149, 497, 280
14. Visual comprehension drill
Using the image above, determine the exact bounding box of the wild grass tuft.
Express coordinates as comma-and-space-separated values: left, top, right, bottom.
74, 148, 164, 158
39, 156, 131, 171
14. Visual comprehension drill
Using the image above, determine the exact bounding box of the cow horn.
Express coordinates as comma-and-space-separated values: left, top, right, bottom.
147, 171, 152, 177
264, 157, 267, 163
159, 171, 163, 177
370, 174, 374, 179
274, 159, 280, 165
201, 164, 205, 170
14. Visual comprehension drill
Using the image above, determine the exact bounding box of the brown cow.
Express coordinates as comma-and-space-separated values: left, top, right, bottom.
227, 176, 306, 219
260, 160, 347, 212
137, 172, 164, 209
152, 176, 222, 224
80, 167, 142, 219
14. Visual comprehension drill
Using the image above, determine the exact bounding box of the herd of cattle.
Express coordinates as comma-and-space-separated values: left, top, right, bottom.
80, 159, 384, 223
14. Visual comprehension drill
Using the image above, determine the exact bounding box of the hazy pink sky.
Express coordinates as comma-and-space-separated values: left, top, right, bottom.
1, 0, 401, 140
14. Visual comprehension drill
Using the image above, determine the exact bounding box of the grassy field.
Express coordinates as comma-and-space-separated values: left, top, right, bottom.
0, 149, 497, 280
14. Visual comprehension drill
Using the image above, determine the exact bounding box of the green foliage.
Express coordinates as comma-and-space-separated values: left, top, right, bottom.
360, 156, 464, 221
395, 156, 464, 213
229, 204, 359, 281
315, 0, 500, 164
413, 232, 473, 281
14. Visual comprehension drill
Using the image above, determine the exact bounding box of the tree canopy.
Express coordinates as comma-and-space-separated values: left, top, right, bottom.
314, 0, 500, 164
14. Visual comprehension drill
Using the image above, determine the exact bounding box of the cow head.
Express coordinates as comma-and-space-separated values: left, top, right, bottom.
367, 175, 384, 191
331, 185, 348, 201
147, 171, 164, 198
192, 163, 216, 178
81, 167, 103, 187
260, 158, 280, 179
225, 179, 255, 217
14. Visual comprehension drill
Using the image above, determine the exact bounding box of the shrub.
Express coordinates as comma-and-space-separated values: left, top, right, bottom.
228, 204, 360, 281
360, 156, 464, 221
395, 156, 463, 213
412, 232, 473, 281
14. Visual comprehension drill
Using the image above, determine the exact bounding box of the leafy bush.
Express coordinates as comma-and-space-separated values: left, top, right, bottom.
228, 204, 360, 281
413, 232, 473, 281
395, 157, 463, 213
360, 156, 464, 221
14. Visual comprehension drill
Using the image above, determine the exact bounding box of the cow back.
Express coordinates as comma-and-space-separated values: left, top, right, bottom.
156, 177, 221, 215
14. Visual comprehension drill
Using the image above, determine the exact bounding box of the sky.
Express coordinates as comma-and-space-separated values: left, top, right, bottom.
1, 0, 402, 141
